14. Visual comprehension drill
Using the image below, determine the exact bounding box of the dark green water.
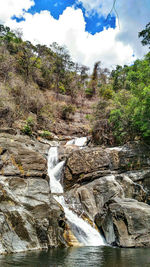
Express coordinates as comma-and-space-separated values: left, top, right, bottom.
0, 246, 150, 267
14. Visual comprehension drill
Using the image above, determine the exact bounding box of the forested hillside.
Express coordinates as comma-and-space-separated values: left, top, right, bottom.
92, 52, 150, 145
0, 23, 150, 145
91, 23, 150, 145
0, 24, 92, 136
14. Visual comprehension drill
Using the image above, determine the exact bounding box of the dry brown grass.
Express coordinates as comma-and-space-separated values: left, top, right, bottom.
0, 71, 92, 135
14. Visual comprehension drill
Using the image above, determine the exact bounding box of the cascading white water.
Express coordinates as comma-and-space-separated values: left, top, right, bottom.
66, 137, 87, 147
48, 138, 105, 246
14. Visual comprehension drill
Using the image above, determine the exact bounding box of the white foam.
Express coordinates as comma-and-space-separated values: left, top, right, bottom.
48, 145, 105, 246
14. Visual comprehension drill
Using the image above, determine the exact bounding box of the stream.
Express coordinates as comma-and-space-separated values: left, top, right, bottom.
48, 137, 105, 246
0, 246, 150, 267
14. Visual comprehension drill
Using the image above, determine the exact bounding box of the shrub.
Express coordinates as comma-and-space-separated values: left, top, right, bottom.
21, 116, 35, 136
99, 84, 114, 100
85, 114, 93, 121
40, 130, 52, 140
59, 82, 66, 94
26, 116, 34, 127
92, 119, 114, 146
85, 87, 94, 98
61, 104, 75, 120
22, 124, 32, 136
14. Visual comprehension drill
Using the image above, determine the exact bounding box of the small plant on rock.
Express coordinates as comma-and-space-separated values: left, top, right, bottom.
40, 130, 52, 140
22, 124, 32, 136
21, 116, 35, 136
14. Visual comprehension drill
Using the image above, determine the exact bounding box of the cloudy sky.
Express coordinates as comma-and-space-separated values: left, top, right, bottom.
0, 0, 150, 70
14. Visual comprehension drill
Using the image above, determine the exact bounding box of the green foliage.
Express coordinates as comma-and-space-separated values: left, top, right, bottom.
92, 40, 150, 145
85, 114, 93, 121
0, 25, 22, 53
59, 82, 66, 94
40, 130, 52, 139
21, 117, 35, 136
88, 61, 101, 97
111, 65, 129, 91
109, 58, 150, 144
26, 116, 34, 127
85, 85, 94, 98
22, 124, 32, 136
0, 24, 90, 98
1, 22, 150, 145
99, 84, 114, 100
139, 22, 150, 48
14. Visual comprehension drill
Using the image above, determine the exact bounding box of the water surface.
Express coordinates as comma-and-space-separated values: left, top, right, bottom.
0, 246, 150, 267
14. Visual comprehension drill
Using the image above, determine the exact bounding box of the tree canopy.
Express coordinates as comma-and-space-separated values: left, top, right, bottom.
139, 22, 150, 48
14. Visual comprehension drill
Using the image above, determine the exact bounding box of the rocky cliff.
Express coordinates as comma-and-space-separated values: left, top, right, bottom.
0, 133, 67, 254
0, 132, 150, 253
64, 142, 150, 247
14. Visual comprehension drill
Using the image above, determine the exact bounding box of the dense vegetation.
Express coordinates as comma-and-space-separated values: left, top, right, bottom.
0, 23, 150, 145
92, 22, 150, 145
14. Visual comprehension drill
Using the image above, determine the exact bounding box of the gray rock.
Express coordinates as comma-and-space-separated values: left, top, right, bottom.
0, 133, 48, 178
64, 142, 150, 190
64, 147, 111, 189
64, 141, 150, 248
100, 200, 150, 247
0, 133, 67, 254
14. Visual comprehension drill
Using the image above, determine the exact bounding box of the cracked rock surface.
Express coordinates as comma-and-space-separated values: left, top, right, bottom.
64, 142, 150, 247
0, 133, 67, 254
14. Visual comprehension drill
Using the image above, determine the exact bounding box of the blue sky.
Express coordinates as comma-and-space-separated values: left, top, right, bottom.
27, 0, 116, 34
0, 0, 149, 69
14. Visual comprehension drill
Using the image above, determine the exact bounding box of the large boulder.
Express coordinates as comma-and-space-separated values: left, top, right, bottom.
0, 176, 67, 254
95, 199, 150, 247
0, 133, 49, 179
64, 147, 112, 189
110, 142, 150, 171
64, 142, 150, 191
65, 172, 146, 219
64, 141, 150, 248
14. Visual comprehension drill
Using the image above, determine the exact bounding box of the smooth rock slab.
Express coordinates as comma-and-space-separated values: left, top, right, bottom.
0, 176, 67, 254
0, 133, 49, 179
98, 200, 150, 247
0, 133, 67, 254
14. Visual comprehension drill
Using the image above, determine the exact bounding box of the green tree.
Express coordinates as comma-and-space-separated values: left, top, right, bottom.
139, 22, 150, 48
50, 42, 75, 96
85, 61, 100, 98
16, 41, 41, 82
0, 24, 22, 53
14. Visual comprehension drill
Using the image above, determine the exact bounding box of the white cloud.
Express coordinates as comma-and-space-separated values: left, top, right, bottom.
77, 0, 114, 16
5, 7, 134, 70
0, 0, 34, 23
115, 0, 150, 57
1, 0, 149, 70
78, 0, 150, 57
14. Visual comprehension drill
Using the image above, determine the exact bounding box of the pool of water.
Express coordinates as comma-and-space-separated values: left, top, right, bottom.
0, 246, 150, 267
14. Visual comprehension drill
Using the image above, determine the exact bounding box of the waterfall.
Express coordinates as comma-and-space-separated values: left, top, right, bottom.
66, 137, 87, 147
48, 139, 105, 246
